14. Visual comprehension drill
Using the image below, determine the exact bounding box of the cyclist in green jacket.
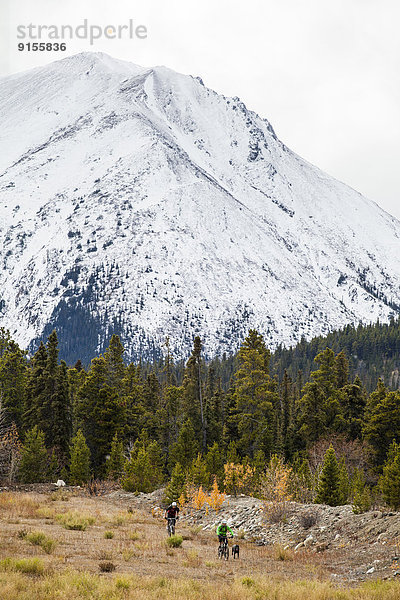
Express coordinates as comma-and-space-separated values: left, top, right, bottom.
216, 520, 234, 546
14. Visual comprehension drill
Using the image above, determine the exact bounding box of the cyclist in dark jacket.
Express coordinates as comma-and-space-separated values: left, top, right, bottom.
164, 501, 179, 520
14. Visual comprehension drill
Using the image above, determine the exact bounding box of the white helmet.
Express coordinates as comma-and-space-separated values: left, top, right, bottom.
222, 519, 227, 524
172, 502, 177, 506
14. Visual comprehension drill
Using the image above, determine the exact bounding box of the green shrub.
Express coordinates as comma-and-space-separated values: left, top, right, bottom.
25, 531, 56, 554
0, 557, 45, 575
56, 511, 95, 531
166, 535, 183, 548
242, 576, 255, 587
115, 576, 131, 590
25, 531, 46, 546
104, 531, 114, 539
41, 538, 56, 554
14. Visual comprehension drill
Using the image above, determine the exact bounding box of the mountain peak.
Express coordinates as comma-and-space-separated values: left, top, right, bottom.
1, 53, 399, 362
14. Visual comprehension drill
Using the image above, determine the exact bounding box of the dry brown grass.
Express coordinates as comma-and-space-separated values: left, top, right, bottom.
0, 492, 42, 519
0, 570, 399, 600
0, 490, 399, 599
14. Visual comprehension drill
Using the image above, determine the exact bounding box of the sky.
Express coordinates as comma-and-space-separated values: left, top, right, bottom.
1, 0, 399, 219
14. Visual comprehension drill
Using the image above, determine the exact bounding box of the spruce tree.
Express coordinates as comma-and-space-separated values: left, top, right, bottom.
19, 426, 48, 483
23, 342, 48, 432
335, 350, 349, 389
104, 334, 126, 388
183, 337, 206, 451
338, 456, 350, 504
351, 468, 371, 514
121, 438, 163, 493
50, 360, 72, 460
0, 339, 27, 431
315, 445, 342, 506
280, 370, 293, 457
188, 453, 209, 488
363, 390, 400, 467
163, 336, 176, 387
379, 441, 400, 510
76, 355, 126, 475
226, 440, 240, 463
69, 429, 91, 485
106, 432, 125, 480
158, 384, 184, 463
168, 418, 199, 471
164, 462, 186, 504
205, 442, 224, 485
233, 330, 275, 458
205, 378, 224, 446
341, 375, 366, 439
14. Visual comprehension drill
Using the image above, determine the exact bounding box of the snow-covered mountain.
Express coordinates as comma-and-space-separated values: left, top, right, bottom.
1, 52, 400, 363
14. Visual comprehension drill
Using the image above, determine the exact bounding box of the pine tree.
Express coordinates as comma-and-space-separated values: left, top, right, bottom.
0, 338, 27, 431
280, 370, 293, 458
121, 438, 163, 493
23, 342, 48, 432
164, 462, 186, 504
205, 378, 224, 446
76, 356, 126, 474
379, 441, 400, 510
312, 348, 337, 397
338, 456, 350, 504
50, 360, 72, 460
233, 330, 275, 458
183, 337, 206, 451
19, 426, 48, 483
315, 445, 342, 506
106, 432, 125, 480
226, 440, 240, 463
188, 453, 208, 488
158, 385, 184, 464
298, 349, 346, 444
168, 418, 199, 471
23, 332, 71, 460
340, 375, 366, 439
351, 468, 371, 514
335, 350, 349, 389
297, 382, 325, 443
104, 334, 126, 388
69, 429, 91, 485
163, 336, 176, 387
363, 390, 400, 467
205, 442, 224, 486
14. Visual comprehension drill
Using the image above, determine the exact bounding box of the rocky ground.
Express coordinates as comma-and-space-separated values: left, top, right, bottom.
106, 488, 400, 583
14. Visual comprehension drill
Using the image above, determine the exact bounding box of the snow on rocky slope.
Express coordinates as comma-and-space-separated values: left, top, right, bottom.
0, 52, 399, 362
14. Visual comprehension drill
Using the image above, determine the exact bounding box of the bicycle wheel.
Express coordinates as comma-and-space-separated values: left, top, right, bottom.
218, 545, 223, 559
224, 545, 229, 560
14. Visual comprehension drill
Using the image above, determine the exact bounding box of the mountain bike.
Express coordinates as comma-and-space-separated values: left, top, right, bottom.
167, 517, 176, 536
218, 536, 230, 560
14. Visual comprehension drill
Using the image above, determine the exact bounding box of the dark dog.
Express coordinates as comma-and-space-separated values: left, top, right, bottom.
232, 544, 240, 559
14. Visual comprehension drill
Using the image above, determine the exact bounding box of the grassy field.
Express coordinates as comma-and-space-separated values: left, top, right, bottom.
0, 490, 400, 599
